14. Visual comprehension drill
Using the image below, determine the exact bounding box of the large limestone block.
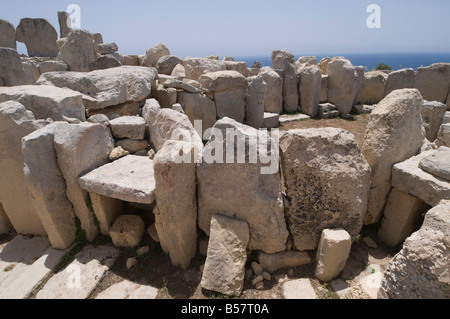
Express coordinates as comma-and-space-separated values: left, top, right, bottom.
198, 70, 247, 93
110, 215, 145, 248
327, 59, 358, 116
201, 214, 250, 296
153, 140, 197, 269
177, 92, 216, 139
384, 68, 415, 97
392, 150, 450, 206
39, 61, 69, 74
59, 30, 98, 72
57, 11, 72, 38
422, 100, 447, 142
16, 18, 58, 57
153, 84, 177, 108
214, 87, 247, 123
0, 101, 46, 236
90, 193, 123, 236
361, 71, 388, 105
353, 66, 365, 105
378, 188, 430, 247
109, 116, 146, 140
320, 74, 328, 102
198, 118, 289, 253
0, 85, 86, 122
258, 251, 312, 273
245, 75, 266, 129
436, 124, 450, 147
280, 128, 371, 250
0, 204, 12, 234
260, 67, 283, 114
414, 63, 450, 103
0, 19, 16, 49
0, 48, 34, 86
141, 43, 170, 68
380, 201, 450, 299
53, 122, 115, 241
97, 43, 118, 55
362, 89, 424, 224
156, 55, 183, 75
183, 57, 226, 81
22, 123, 77, 249
298, 65, 322, 117
224, 60, 249, 77
89, 55, 122, 71
318, 57, 331, 74
37, 66, 157, 111
272, 50, 299, 113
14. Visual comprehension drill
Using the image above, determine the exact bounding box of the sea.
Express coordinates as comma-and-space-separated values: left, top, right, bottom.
233, 52, 450, 71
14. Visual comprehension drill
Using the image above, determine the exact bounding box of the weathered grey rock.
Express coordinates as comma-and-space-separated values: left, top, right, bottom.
150, 108, 203, 153
16, 18, 59, 57
89, 193, 123, 236
154, 140, 198, 269
164, 79, 199, 93
92, 33, 103, 45
298, 65, 322, 117
22, 123, 77, 249
156, 55, 183, 75
392, 149, 450, 207
116, 139, 149, 153
153, 84, 177, 109
436, 124, 450, 147
362, 89, 425, 224
315, 229, 352, 282
201, 214, 250, 296
110, 215, 145, 248
272, 50, 299, 113
109, 116, 146, 140
259, 66, 283, 115
36, 245, 119, 299
122, 55, 140, 66
53, 122, 114, 242
0, 85, 85, 122
0, 48, 34, 86
58, 30, 98, 72
198, 118, 289, 253
177, 92, 216, 139
38, 66, 156, 112
38, 61, 69, 74
198, 70, 247, 92
0, 101, 46, 236
183, 57, 227, 81
141, 43, 170, 67
171, 63, 186, 78
97, 42, 118, 55
245, 75, 266, 129
380, 201, 450, 299
141, 98, 161, 129
414, 63, 450, 103
157, 74, 176, 85
378, 188, 430, 247
224, 60, 249, 77
57, 11, 72, 38
258, 251, 312, 273
262, 112, 279, 129
361, 71, 388, 105
89, 55, 122, 71
280, 128, 371, 250
319, 103, 340, 119
95, 280, 158, 299
419, 147, 450, 180
353, 66, 365, 105
283, 279, 317, 299
327, 59, 358, 116
422, 100, 447, 142
87, 114, 109, 126
0, 19, 16, 49
21, 60, 39, 84
384, 68, 415, 97
320, 74, 328, 102
79, 155, 156, 204
214, 87, 247, 123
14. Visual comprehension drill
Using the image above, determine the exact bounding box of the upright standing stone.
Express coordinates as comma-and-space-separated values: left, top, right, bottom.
298, 65, 322, 117
361, 71, 388, 105
414, 63, 450, 104
57, 11, 72, 38
0, 19, 16, 49
422, 100, 447, 142
141, 43, 170, 68
384, 68, 415, 97
362, 89, 425, 225
153, 140, 198, 269
177, 92, 216, 139
89, 193, 123, 236
272, 50, 299, 113
59, 30, 98, 72
353, 66, 365, 105
320, 74, 328, 102
0, 101, 46, 236
22, 123, 77, 249
201, 214, 250, 296
0, 48, 34, 86
16, 18, 59, 57
280, 128, 371, 250
245, 75, 267, 129
327, 59, 358, 116
259, 67, 283, 114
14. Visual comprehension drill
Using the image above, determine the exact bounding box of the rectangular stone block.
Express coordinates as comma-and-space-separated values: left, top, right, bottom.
90, 193, 123, 236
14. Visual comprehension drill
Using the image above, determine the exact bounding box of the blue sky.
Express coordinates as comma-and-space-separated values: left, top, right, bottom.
1, 0, 449, 57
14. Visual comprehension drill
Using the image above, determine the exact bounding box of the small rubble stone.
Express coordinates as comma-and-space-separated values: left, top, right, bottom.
137, 246, 150, 256
252, 275, 264, 286
255, 282, 264, 290
262, 272, 271, 281
126, 257, 137, 269
251, 262, 263, 276
363, 237, 378, 249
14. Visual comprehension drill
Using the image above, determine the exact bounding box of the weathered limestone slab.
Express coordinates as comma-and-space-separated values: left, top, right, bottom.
153, 84, 177, 109
436, 124, 450, 147
36, 245, 120, 299
378, 188, 429, 247
362, 89, 424, 224
183, 57, 227, 81
116, 139, 149, 153
272, 50, 299, 113
361, 71, 388, 105
164, 79, 199, 93
109, 116, 146, 140
258, 251, 312, 273
89, 55, 122, 71
177, 92, 216, 139
283, 279, 317, 299
57, 11, 72, 38
392, 150, 450, 206
0, 85, 86, 122
384, 68, 415, 97
79, 155, 156, 204
95, 280, 158, 299
110, 215, 145, 248
39, 61, 69, 74
245, 75, 266, 128
422, 100, 447, 142
0, 19, 16, 49
353, 66, 365, 105
0, 101, 46, 236
320, 74, 328, 102
154, 141, 197, 269
16, 18, 59, 57
280, 128, 371, 250
414, 63, 450, 104
0, 48, 35, 86
214, 87, 247, 123
141, 43, 170, 68
156, 55, 183, 75
327, 59, 358, 116
201, 215, 250, 296
97, 43, 118, 55
260, 67, 283, 115
22, 123, 77, 249
279, 113, 310, 123
419, 147, 450, 181
315, 229, 352, 282
90, 193, 123, 236
298, 65, 322, 117
37, 66, 157, 111
59, 30, 97, 72
262, 112, 279, 129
